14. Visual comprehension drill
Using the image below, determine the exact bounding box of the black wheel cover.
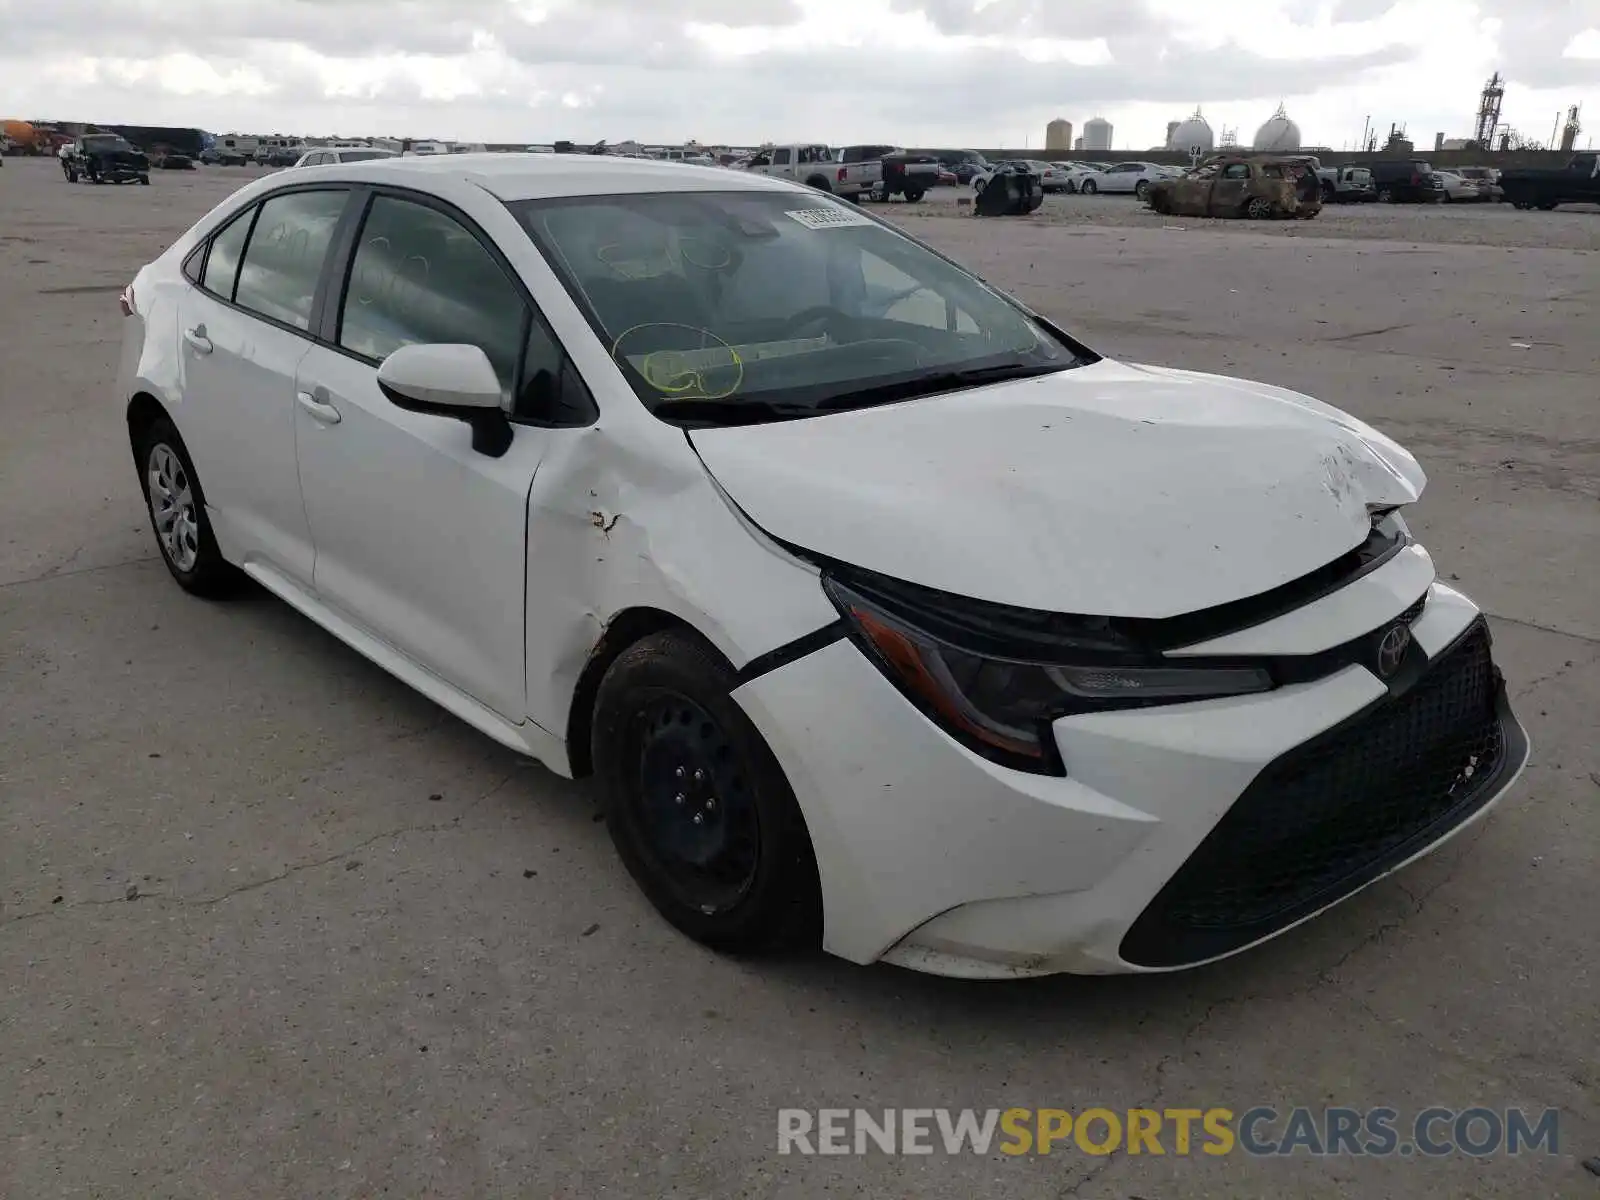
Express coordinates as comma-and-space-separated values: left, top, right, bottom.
626, 690, 761, 914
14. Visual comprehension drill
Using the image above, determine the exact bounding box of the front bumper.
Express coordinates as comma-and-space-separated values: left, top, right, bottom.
732, 579, 1529, 977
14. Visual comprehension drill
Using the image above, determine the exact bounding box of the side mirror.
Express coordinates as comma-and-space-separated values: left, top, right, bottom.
377, 343, 512, 457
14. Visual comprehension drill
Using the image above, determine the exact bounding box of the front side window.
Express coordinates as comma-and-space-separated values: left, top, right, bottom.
202, 206, 256, 301
515, 190, 1087, 426
338, 195, 526, 395
233, 190, 347, 329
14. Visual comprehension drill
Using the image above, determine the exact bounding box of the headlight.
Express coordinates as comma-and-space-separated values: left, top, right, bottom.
823, 571, 1272, 774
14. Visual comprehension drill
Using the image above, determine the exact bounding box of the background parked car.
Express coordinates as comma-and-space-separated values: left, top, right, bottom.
1368, 159, 1444, 203
1452, 166, 1502, 201
1434, 170, 1483, 203
1083, 161, 1171, 198
1320, 166, 1376, 203
914, 148, 990, 184
293, 147, 399, 167
60, 134, 150, 185
990, 160, 1071, 193
1049, 162, 1104, 193
971, 161, 1042, 196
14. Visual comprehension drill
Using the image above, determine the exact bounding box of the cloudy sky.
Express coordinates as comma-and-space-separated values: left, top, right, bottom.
2, 0, 1597, 150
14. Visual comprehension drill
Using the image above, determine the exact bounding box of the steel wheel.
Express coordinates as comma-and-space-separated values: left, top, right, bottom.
147, 443, 200, 573
627, 692, 762, 914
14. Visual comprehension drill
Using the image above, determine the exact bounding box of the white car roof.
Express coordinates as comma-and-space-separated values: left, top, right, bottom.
305, 152, 801, 200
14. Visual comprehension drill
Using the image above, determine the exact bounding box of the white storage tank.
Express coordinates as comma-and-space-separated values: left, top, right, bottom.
1168, 108, 1214, 154
1253, 104, 1302, 152
1083, 118, 1113, 150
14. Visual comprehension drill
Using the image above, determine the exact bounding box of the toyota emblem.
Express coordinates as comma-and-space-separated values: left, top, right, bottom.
1375, 623, 1411, 678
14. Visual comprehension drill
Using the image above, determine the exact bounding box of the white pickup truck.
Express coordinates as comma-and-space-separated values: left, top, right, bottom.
743, 144, 877, 199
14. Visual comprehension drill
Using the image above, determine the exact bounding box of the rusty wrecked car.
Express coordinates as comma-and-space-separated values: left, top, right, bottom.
1147, 155, 1321, 220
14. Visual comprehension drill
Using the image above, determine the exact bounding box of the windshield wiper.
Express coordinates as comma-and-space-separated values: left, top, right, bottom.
812, 361, 1071, 411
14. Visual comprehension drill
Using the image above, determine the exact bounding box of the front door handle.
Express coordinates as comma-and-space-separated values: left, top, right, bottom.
183, 325, 212, 354
296, 389, 342, 425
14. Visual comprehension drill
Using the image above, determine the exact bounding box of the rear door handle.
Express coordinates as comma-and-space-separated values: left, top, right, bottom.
183, 325, 212, 354
296, 389, 342, 425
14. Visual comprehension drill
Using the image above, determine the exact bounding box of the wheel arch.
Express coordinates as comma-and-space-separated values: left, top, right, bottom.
126, 391, 171, 461
564, 606, 732, 778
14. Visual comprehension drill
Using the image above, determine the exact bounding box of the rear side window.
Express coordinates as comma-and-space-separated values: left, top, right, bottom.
772, 148, 791, 165
201, 206, 256, 301
337, 195, 526, 395
233, 190, 347, 330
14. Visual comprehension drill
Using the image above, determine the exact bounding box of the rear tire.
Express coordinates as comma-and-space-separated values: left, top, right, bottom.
904, 188, 925, 203
591, 630, 822, 955
135, 416, 237, 598
804, 174, 831, 193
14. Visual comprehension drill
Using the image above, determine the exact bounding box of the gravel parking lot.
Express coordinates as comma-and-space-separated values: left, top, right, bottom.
2, 156, 1596, 1199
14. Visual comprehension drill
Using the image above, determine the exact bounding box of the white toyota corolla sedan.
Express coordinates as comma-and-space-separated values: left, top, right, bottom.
116, 154, 1528, 977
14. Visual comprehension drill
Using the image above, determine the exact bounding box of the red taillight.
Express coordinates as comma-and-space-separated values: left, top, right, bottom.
837, 167, 847, 182
118, 284, 135, 317
1410, 173, 1420, 185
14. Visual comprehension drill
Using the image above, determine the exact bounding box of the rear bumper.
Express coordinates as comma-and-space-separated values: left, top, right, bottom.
733, 579, 1528, 977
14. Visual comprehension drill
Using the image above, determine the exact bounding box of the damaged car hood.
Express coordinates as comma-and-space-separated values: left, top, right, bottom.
688, 359, 1425, 618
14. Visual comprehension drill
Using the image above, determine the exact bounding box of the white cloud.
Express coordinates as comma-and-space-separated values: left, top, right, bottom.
1566, 28, 1600, 58
0, 0, 1596, 147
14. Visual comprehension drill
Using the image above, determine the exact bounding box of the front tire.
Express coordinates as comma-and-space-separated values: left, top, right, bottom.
591, 630, 821, 955
1135, 179, 1151, 200
1081, 178, 1097, 194
136, 417, 236, 597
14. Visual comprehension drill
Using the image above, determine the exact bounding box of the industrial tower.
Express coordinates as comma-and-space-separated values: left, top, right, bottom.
1473, 72, 1504, 148
1560, 105, 1582, 153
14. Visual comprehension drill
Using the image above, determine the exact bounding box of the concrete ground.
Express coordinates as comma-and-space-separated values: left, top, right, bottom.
1, 156, 1596, 1199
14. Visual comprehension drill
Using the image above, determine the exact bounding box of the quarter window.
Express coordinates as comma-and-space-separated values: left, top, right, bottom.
233, 190, 347, 329
201, 206, 256, 301
337, 195, 526, 396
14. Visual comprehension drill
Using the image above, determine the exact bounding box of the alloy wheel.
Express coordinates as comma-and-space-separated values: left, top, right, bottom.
147, 443, 200, 572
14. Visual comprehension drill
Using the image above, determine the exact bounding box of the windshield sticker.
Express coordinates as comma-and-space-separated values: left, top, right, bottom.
783, 206, 876, 230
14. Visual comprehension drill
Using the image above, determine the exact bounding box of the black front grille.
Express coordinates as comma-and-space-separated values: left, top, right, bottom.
1121, 620, 1513, 968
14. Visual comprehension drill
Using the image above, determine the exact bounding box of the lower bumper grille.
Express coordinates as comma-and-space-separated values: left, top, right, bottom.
1121, 619, 1519, 969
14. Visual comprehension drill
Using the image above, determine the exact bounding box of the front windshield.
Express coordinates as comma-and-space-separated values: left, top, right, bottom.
512, 190, 1087, 421
83, 136, 133, 153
